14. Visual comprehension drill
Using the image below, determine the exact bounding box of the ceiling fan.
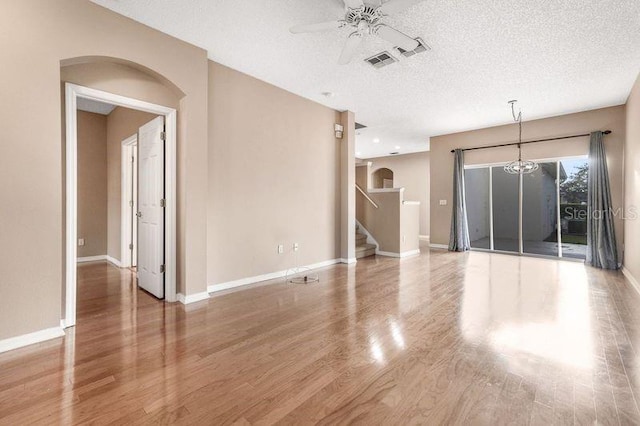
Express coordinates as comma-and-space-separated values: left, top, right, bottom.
290, 0, 424, 65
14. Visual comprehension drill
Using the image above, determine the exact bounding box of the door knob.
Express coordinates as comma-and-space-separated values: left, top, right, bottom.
136, 212, 142, 218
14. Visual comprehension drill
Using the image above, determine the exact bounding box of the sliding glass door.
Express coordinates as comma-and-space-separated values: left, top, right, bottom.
464, 157, 588, 260
492, 166, 520, 253
522, 162, 559, 257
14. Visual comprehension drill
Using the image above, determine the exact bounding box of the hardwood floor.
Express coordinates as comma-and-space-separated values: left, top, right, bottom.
2, 250, 640, 425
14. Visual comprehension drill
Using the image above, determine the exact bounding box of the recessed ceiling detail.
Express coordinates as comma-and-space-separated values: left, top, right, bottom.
91, 0, 640, 159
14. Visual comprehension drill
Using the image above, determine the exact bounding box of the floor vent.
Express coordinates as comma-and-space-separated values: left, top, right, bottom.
396, 38, 431, 58
364, 51, 398, 69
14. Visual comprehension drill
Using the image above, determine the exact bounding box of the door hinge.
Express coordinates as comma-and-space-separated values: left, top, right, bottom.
129, 200, 134, 207
129, 243, 133, 250
160, 264, 165, 273
160, 131, 166, 141
160, 198, 166, 208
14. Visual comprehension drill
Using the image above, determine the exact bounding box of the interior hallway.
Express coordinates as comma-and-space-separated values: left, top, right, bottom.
1, 251, 640, 424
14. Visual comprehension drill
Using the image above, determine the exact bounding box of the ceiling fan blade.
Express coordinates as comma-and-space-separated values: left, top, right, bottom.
375, 25, 419, 51
338, 32, 363, 65
379, 0, 424, 15
344, 0, 364, 9
290, 20, 345, 34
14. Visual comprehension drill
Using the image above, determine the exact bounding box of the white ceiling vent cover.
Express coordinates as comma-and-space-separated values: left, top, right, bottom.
364, 51, 398, 69
396, 38, 431, 57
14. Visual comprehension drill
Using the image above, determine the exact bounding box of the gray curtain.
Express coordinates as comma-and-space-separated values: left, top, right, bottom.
449, 149, 471, 252
586, 131, 619, 269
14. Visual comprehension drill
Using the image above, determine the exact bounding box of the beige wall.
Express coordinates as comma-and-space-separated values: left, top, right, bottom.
0, 0, 209, 340
207, 62, 341, 284
430, 106, 626, 257
367, 152, 430, 237
106, 107, 159, 261
77, 111, 108, 258
625, 74, 640, 283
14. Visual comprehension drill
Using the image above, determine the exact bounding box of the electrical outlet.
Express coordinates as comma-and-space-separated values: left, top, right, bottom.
293, 243, 299, 252
78, 238, 85, 247
277, 244, 284, 254
439, 200, 448, 206
402, 235, 406, 243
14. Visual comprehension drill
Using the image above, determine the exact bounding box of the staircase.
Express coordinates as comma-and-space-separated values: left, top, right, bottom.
356, 224, 376, 259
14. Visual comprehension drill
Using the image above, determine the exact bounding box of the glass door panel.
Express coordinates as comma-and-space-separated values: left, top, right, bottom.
559, 158, 588, 259
464, 168, 491, 249
522, 162, 559, 257
492, 167, 519, 253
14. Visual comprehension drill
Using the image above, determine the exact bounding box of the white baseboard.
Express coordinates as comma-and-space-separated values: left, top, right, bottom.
0, 327, 65, 354
106, 255, 122, 268
430, 243, 449, 250
340, 258, 357, 264
419, 235, 430, 241
208, 259, 341, 294
377, 249, 421, 258
77, 254, 122, 268
622, 266, 640, 297
77, 255, 106, 263
177, 291, 210, 305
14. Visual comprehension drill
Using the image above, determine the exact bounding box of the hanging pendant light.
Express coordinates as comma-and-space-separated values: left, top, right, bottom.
504, 100, 539, 175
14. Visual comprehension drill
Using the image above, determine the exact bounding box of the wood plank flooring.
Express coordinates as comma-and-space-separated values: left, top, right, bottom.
2, 250, 640, 424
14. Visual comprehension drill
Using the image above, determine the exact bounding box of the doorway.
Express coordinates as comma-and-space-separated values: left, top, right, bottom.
121, 135, 138, 269
464, 156, 589, 260
64, 83, 177, 329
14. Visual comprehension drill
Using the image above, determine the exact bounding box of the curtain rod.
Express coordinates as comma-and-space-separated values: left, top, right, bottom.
450, 130, 612, 153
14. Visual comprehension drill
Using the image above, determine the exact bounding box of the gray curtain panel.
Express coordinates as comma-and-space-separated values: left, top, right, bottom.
586, 131, 619, 269
449, 149, 471, 252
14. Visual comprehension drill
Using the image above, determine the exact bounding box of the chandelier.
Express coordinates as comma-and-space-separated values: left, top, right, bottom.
504, 100, 539, 175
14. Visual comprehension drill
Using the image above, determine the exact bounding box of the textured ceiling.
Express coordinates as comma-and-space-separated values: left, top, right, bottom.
91, 0, 640, 158
77, 97, 116, 115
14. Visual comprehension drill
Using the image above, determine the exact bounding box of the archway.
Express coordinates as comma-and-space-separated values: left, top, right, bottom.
61, 56, 183, 328
372, 168, 394, 189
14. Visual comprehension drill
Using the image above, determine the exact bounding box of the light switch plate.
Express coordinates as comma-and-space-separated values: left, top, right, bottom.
277, 244, 284, 254
78, 238, 85, 246
439, 200, 447, 206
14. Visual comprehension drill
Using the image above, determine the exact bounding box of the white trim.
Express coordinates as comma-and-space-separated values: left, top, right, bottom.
369, 188, 405, 193
121, 134, 137, 269
419, 235, 430, 241
403, 201, 421, 205
340, 258, 358, 265
0, 327, 65, 354
208, 259, 342, 294
77, 255, 107, 263
376, 249, 421, 258
177, 291, 210, 305
106, 255, 122, 268
430, 243, 449, 250
65, 83, 178, 329
355, 161, 372, 168
622, 266, 640, 297
76, 255, 121, 267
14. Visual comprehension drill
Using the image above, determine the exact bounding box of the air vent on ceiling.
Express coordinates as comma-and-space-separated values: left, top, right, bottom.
355, 122, 367, 130
396, 38, 431, 58
389, 152, 400, 155
364, 51, 398, 69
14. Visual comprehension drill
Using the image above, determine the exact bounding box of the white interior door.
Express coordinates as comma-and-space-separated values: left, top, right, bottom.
137, 116, 165, 299
132, 144, 138, 267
